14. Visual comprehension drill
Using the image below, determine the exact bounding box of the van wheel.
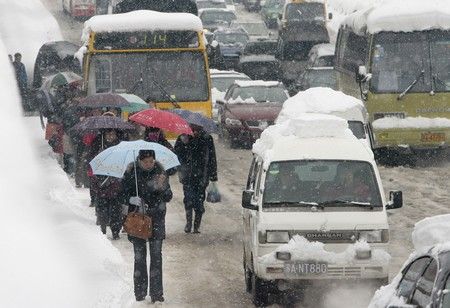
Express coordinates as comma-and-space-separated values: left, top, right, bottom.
251, 274, 270, 307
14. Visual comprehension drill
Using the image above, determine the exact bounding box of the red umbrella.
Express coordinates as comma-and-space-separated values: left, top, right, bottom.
129, 109, 193, 135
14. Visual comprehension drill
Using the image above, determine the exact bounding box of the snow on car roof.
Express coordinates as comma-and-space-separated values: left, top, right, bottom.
412, 214, 450, 252
81, 10, 203, 44
234, 80, 281, 87
311, 43, 335, 58
344, 0, 450, 35
253, 113, 372, 166
277, 87, 367, 123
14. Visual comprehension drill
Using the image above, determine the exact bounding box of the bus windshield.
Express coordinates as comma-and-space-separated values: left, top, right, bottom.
88, 51, 209, 102
286, 3, 324, 22
263, 160, 382, 208
370, 31, 450, 93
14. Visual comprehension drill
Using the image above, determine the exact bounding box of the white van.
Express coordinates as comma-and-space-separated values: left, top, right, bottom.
242, 115, 402, 306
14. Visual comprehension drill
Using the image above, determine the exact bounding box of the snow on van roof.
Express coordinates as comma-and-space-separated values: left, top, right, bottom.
313, 43, 335, 58
81, 10, 203, 44
412, 214, 450, 252
253, 113, 362, 166
234, 80, 281, 87
277, 87, 366, 123
344, 0, 450, 35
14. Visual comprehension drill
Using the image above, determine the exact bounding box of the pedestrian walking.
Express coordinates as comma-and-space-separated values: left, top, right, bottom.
122, 150, 173, 303
12, 53, 28, 106
174, 124, 218, 233
144, 127, 173, 151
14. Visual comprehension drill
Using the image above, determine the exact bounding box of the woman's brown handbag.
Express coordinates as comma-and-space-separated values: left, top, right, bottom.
123, 211, 152, 240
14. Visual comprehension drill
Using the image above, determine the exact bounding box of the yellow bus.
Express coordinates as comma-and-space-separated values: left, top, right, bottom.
80, 10, 212, 118
335, 2, 450, 158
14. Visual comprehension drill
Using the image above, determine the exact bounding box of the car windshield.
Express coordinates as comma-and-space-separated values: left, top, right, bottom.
201, 11, 236, 24
215, 33, 249, 45
197, 1, 227, 9
286, 3, 324, 22
235, 23, 268, 36
305, 69, 337, 89
244, 41, 277, 55
212, 76, 250, 92
263, 160, 382, 208
231, 86, 288, 102
88, 51, 208, 102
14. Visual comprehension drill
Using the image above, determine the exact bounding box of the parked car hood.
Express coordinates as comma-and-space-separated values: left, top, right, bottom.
224, 102, 282, 121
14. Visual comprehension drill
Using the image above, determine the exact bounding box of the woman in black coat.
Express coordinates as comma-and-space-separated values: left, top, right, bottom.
122, 150, 172, 303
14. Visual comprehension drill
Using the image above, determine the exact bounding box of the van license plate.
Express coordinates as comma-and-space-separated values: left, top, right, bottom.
421, 132, 445, 142
284, 262, 328, 276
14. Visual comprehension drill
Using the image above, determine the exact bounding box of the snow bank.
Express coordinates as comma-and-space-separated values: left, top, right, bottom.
0, 0, 62, 80
373, 116, 450, 130
412, 214, 450, 252
344, 0, 450, 35
82, 10, 203, 44
260, 235, 390, 265
234, 80, 281, 88
276, 87, 366, 124
253, 113, 354, 165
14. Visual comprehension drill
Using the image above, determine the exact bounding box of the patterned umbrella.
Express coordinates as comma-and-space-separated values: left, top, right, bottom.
77, 93, 130, 109
70, 116, 135, 134
168, 109, 218, 133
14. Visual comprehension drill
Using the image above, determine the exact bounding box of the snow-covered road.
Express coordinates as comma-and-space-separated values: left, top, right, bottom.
34, 1, 450, 307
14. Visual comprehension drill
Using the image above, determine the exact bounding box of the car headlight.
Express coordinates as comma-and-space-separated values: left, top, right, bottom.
276, 251, 291, 261
358, 230, 389, 243
225, 118, 242, 126
266, 231, 290, 243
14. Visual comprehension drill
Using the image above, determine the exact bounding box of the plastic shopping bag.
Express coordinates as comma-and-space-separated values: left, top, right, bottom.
206, 182, 221, 203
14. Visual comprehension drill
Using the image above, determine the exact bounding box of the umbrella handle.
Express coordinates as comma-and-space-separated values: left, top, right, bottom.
133, 150, 139, 197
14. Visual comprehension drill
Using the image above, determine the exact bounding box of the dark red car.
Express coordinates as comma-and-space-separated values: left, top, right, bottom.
216, 80, 289, 147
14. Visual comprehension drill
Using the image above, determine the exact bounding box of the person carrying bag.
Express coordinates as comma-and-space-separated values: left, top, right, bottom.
122, 150, 172, 303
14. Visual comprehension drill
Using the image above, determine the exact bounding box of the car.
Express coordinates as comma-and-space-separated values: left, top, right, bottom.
199, 8, 237, 32
210, 69, 251, 121
369, 214, 450, 308
261, 0, 285, 28
238, 39, 281, 81
242, 114, 403, 306
292, 67, 337, 93
212, 28, 250, 70
230, 20, 271, 40
243, 0, 262, 12
216, 80, 289, 147
306, 43, 335, 68
196, 0, 227, 10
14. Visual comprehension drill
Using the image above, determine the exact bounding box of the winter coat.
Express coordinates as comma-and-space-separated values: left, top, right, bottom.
122, 161, 173, 240
144, 131, 174, 152
174, 132, 218, 188
91, 175, 122, 200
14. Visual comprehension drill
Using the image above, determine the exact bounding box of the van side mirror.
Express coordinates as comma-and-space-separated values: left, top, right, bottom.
328, 12, 333, 20
242, 190, 258, 210
355, 65, 372, 83
386, 191, 403, 210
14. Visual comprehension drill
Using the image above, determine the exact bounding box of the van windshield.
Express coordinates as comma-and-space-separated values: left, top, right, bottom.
286, 3, 324, 22
370, 30, 450, 93
263, 160, 382, 208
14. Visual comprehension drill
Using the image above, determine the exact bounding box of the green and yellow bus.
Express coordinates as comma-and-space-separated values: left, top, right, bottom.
80, 10, 212, 119
334, 3, 450, 157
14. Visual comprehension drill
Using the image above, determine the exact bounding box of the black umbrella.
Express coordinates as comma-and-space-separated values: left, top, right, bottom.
76, 93, 130, 109
70, 116, 135, 134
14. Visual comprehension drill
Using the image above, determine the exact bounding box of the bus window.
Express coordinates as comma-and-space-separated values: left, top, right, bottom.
430, 31, 450, 92
93, 57, 112, 93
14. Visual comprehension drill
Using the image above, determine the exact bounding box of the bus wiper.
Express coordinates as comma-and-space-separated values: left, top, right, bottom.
397, 69, 424, 100
319, 200, 374, 209
146, 66, 181, 108
129, 78, 143, 95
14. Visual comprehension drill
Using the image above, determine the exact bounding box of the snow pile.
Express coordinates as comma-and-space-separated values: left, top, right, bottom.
259, 235, 391, 265
0, 38, 128, 307
228, 96, 258, 104
0, 0, 63, 80
253, 113, 354, 164
412, 214, 450, 251
82, 10, 203, 44
234, 80, 281, 88
276, 87, 366, 124
328, 0, 379, 15
344, 0, 450, 35
368, 273, 406, 308
373, 116, 450, 130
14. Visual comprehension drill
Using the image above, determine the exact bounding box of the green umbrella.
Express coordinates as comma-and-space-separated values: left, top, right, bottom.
42, 71, 82, 91
119, 93, 151, 113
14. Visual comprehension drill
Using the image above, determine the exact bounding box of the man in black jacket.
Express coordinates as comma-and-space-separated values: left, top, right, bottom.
122, 150, 172, 303
174, 125, 218, 233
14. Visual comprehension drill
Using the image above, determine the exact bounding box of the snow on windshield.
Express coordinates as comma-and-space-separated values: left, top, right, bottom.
277, 87, 365, 123
82, 10, 203, 44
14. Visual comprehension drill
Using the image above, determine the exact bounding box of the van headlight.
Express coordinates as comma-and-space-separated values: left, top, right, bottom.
266, 231, 290, 243
225, 118, 242, 126
358, 230, 389, 243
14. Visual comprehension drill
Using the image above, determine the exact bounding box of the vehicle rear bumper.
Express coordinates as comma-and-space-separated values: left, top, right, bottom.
373, 127, 450, 151
227, 126, 262, 142
72, 5, 96, 17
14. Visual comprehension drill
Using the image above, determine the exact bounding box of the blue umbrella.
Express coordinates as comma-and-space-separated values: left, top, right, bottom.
89, 140, 180, 179
168, 109, 218, 134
